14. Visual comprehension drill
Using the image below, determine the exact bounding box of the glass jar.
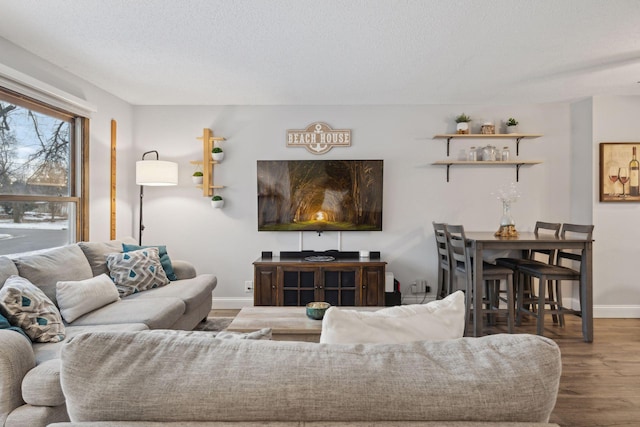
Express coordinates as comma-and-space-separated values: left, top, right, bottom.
482, 145, 497, 161
501, 146, 510, 161
468, 146, 477, 161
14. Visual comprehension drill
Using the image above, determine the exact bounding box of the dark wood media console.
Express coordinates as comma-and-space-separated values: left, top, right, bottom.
253, 251, 386, 306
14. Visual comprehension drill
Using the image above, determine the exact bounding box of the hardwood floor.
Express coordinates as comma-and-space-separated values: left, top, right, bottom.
209, 309, 640, 427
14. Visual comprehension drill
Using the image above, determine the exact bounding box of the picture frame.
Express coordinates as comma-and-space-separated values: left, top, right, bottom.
599, 142, 640, 202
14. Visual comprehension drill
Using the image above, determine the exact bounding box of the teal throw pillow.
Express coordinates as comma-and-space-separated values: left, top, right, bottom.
122, 243, 177, 281
0, 311, 29, 341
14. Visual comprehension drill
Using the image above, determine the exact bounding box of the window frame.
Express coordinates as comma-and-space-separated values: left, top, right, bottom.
0, 86, 89, 244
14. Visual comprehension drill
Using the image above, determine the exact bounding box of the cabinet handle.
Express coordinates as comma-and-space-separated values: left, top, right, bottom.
362, 285, 366, 289
272, 285, 275, 289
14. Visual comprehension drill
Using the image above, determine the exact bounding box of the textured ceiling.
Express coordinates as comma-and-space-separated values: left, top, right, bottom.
1, 0, 639, 105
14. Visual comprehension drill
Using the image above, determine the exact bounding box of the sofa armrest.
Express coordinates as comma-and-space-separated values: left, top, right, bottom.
0, 330, 36, 425
171, 260, 197, 280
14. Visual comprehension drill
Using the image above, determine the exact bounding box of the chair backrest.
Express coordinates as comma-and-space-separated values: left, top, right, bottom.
557, 223, 594, 265
444, 224, 470, 272
432, 222, 452, 270
530, 221, 562, 263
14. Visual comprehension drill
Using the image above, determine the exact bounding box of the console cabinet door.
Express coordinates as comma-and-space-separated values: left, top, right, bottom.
278, 266, 321, 306
320, 267, 360, 306
361, 266, 385, 306
254, 266, 277, 306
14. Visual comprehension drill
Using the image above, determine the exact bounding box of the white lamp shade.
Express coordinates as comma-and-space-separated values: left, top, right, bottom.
136, 160, 178, 186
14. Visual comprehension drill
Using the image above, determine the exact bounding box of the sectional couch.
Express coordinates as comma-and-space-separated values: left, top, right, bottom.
0, 239, 217, 427
51, 330, 561, 426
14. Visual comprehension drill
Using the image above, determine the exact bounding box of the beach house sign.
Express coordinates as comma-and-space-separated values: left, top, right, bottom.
287, 122, 351, 155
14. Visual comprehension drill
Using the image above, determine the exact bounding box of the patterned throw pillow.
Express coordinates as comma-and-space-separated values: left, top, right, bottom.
106, 247, 170, 297
122, 243, 178, 281
0, 275, 65, 343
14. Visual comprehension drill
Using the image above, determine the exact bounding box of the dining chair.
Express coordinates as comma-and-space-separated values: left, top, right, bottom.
432, 222, 453, 299
495, 221, 562, 322
445, 224, 514, 334
515, 223, 594, 336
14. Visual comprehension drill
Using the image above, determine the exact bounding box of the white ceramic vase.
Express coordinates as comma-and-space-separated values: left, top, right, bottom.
506, 126, 518, 134
211, 199, 224, 209
192, 176, 203, 184
211, 152, 224, 162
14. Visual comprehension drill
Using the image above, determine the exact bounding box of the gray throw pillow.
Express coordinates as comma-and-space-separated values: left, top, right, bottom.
0, 275, 65, 343
106, 247, 169, 297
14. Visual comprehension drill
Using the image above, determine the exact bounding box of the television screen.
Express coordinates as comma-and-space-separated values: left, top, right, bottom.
257, 160, 383, 231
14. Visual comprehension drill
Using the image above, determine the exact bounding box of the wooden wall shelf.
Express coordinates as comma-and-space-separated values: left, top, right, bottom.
193, 128, 226, 197
433, 133, 543, 156
432, 160, 542, 182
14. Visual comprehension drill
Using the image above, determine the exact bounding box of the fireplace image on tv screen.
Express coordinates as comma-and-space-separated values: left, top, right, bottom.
257, 160, 383, 232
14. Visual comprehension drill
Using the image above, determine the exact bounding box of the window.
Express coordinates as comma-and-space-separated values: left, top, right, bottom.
0, 88, 88, 255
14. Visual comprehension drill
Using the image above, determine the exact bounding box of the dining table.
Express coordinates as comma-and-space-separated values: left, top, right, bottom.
465, 231, 594, 342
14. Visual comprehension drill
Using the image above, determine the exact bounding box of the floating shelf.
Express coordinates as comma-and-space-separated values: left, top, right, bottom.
432, 160, 542, 182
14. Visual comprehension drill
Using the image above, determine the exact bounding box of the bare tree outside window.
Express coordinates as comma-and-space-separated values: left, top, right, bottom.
0, 90, 88, 255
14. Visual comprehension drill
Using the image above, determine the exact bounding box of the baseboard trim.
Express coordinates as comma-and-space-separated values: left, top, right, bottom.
594, 305, 640, 318
212, 297, 254, 309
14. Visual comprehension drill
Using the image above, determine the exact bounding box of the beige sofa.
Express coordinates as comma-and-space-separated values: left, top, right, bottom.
51, 330, 561, 426
0, 239, 217, 427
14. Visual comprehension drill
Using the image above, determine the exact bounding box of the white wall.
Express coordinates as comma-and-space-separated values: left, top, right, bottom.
590, 96, 640, 317
0, 37, 135, 241
131, 104, 571, 307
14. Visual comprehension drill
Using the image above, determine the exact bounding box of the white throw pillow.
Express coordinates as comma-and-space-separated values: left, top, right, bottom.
319, 290, 466, 344
56, 274, 120, 323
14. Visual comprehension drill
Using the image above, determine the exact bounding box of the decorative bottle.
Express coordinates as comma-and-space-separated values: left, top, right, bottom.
630, 146, 639, 196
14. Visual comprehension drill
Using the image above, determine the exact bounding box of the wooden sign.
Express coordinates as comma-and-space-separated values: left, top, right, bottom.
287, 122, 351, 155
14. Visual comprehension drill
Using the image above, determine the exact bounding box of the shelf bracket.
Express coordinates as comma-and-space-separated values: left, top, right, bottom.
446, 137, 453, 156
515, 137, 524, 156
516, 163, 524, 182
446, 164, 451, 182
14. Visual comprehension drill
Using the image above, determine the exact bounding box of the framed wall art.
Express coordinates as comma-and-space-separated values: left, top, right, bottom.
599, 142, 640, 202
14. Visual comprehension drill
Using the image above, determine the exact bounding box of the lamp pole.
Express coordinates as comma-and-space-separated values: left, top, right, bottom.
138, 150, 159, 245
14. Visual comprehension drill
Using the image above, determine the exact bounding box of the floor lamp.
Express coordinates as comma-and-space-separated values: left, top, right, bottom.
136, 150, 178, 245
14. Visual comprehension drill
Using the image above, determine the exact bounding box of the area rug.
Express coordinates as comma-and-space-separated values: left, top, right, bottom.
193, 317, 234, 332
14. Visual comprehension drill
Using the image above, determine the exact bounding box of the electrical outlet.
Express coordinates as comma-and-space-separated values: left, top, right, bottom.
244, 280, 253, 293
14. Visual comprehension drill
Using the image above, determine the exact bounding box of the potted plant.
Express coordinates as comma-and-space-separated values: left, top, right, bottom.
506, 117, 519, 134
192, 171, 203, 184
211, 195, 224, 208
211, 146, 224, 162
455, 113, 471, 134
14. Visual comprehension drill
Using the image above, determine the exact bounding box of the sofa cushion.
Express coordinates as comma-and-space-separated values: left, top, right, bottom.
0, 256, 19, 290
59, 332, 561, 424
107, 248, 169, 297
320, 290, 466, 344
22, 358, 64, 406
78, 238, 136, 277
12, 245, 93, 305
122, 243, 178, 281
124, 275, 214, 313
56, 274, 120, 323
69, 298, 185, 330
0, 275, 65, 343
32, 323, 149, 365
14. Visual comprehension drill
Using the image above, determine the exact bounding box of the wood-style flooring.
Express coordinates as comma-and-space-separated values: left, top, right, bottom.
209, 309, 640, 427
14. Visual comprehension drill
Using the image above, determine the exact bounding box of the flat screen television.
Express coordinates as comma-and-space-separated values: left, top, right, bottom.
257, 160, 383, 232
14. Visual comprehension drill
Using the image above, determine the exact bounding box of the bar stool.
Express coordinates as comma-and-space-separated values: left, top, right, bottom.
516, 223, 594, 336
496, 221, 561, 323
432, 222, 453, 299
445, 224, 514, 334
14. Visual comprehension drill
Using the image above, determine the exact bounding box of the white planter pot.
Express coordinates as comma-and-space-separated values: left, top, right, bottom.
192, 176, 203, 184
211, 152, 224, 162
456, 122, 470, 134
506, 126, 518, 134
211, 199, 224, 209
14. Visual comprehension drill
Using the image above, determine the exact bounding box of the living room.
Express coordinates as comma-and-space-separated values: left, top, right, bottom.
1, 2, 640, 426
2, 2, 639, 318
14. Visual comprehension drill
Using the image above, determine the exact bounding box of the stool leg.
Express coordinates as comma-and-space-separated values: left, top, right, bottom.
506, 275, 514, 333
536, 275, 546, 336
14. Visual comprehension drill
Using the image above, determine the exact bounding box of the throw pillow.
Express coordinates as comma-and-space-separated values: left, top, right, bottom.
0, 275, 65, 343
319, 290, 466, 344
0, 311, 29, 341
56, 274, 120, 323
106, 247, 170, 297
122, 243, 178, 281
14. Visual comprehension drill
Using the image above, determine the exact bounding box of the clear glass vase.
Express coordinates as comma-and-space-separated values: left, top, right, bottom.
500, 200, 515, 227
